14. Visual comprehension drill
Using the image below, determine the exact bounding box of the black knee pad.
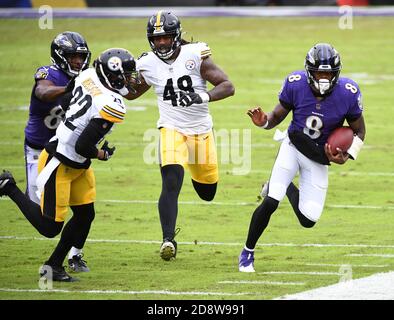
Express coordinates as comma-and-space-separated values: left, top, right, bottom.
192, 180, 217, 201
263, 196, 279, 213
40, 220, 63, 238
71, 203, 95, 224
298, 214, 316, 228
161, 165, 184, 193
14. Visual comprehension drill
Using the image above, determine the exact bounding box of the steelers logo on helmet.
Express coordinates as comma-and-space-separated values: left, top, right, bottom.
107, 56, 122, 71
185, 60, 196, 71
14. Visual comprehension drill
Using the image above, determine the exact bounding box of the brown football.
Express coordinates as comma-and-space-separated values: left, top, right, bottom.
327, 126, 354, 155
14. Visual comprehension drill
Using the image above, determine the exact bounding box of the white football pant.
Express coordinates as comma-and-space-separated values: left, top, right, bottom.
268, 136, 329, 222
24, 144, 41, 204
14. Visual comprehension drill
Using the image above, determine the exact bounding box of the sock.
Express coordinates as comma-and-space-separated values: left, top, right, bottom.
245, 196, 279, 250
159, 165, 184, 240
68, 247, 82, 259
46, 218, 76, 267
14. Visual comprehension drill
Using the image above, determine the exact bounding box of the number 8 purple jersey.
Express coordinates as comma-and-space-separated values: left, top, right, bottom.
24, 65, 70, 149
279, 70, 363, 146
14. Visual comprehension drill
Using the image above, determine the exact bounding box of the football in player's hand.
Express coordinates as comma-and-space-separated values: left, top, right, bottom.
327, 126, 354, 155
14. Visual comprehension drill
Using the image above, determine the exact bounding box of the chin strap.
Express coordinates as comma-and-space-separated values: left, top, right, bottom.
118, 87, 129, 96
347, 135, 364, 160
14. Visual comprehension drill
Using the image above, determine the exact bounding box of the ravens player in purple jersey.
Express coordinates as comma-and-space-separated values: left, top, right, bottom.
24, 31, 92, 273
238, 43, 366, 272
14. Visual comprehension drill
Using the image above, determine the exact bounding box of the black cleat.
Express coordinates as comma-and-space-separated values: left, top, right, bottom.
68, 254, 90, 273
159, 227, 180, 261
160, 238, 177, 261
40, 264, 79, 282
0, 170, 16, 197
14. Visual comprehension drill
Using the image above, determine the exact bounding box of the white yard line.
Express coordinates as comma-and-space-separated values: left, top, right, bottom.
259, 271, 340, 275
3, 164, 394, 177
0, 288, 247, 297
347, 254, 394, 258
305, 263, 388, 268
1, 235, 394, 249
218, 280, 305, 286
2, 197, 393, 210
275, 271, 394, 300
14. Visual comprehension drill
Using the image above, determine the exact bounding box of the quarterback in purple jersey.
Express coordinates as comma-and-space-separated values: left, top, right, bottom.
24, 31, 91, 273
238, 43, 366, 272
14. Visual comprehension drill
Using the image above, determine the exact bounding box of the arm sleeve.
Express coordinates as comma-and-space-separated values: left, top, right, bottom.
75, 118, 113, 159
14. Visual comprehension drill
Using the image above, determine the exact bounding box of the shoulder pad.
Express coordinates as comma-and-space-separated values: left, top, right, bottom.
34, 66, 49, 80
97, 95, 126, 124
138, 52, 149, 60
191, 42, 211, 59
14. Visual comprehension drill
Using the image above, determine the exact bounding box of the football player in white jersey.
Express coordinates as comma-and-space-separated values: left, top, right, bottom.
125, 11, 235, 261
0, 48, 138, 282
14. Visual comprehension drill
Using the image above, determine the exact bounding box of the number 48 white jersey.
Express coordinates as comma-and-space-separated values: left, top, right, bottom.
137, 42, 212, 135
54, 68, 126, 165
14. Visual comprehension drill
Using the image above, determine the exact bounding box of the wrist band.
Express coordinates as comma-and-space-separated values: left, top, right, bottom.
199, 92, 210, 103
347, 135, 364, 160
261, 120, 269, 129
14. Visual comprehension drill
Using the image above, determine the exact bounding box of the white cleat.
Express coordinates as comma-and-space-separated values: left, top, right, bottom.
239, 264, 256, 273
238, 249, 255, 272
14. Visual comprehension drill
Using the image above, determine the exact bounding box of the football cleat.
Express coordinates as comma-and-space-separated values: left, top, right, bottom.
238, 248, 255, 273
0, 170, 16, 197
40, 264, 79, 282
160, 239, 177, 261
68, 254, 90, 273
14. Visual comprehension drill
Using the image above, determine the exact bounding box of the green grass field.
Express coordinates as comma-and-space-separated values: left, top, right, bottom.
0, 16, 394, 300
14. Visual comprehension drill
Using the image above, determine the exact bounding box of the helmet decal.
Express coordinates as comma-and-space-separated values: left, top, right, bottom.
154, 10, 163, 33
54, 34, 72, 48
107, 56, 122, 71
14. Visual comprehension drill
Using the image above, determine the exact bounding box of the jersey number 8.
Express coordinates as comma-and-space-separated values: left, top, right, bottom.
44, 105, 65, 130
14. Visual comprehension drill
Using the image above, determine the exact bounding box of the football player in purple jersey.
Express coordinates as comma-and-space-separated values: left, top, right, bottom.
238, 43, 366, 272
24, 31, 91, 273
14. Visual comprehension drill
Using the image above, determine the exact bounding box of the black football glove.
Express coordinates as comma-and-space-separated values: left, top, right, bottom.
99, 140, 116, 161
178, 91, 209, 107
64, 77, 76, 93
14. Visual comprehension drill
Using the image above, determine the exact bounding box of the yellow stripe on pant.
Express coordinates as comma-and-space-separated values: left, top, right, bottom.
159, 128, 218, 184
38, 150, 96, 222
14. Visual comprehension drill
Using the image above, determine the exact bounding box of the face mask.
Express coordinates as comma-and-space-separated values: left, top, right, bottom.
314, 79, 330, 95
